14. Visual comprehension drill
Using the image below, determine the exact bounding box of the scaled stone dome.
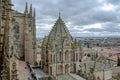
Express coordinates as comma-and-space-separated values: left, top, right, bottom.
43, 16, 73, 49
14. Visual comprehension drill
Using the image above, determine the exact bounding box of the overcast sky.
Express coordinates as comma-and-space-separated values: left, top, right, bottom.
12, 0, 120, 38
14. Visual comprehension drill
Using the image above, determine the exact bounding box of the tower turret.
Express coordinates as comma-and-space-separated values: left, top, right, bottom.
24, 2, 28, 14
29, 4, 32, 17
33, 8, 36, 62
34, 8, 36, 18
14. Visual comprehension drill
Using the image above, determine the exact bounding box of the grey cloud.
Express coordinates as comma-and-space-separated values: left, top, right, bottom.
106, 0, 120, 5
83, 22, 120, 34
85, 28, 104, 32
12, 0, 120, 38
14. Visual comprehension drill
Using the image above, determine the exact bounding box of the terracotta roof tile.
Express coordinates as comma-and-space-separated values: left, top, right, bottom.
108, 56, 120, 61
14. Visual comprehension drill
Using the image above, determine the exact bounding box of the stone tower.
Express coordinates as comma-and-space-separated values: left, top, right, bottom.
24, 3, 36, 65
12, 3, 36, 65
41, 15, 81, 76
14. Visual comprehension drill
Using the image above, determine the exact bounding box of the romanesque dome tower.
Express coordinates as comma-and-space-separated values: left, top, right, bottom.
41, 15, 81, 76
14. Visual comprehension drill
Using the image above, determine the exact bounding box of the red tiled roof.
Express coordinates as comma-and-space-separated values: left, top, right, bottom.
101, 49, 120, 54
96, 47, 120, 55
108, 56, 120, 61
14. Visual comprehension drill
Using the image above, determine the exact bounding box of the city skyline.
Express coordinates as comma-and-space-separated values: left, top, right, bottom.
12, 0, 120, 38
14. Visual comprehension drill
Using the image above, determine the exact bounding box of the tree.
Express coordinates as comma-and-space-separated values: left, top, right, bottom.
117, 56, 120, 66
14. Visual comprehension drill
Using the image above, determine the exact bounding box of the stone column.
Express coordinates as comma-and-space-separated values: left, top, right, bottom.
63, 51, 65, 62
75, 53, 76, 61
48, 66, 50, 75
78, 53, 79, 62
63, 64, 65, 74
68, 64, 70, 73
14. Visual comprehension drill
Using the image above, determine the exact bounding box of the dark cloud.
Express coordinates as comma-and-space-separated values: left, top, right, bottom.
12, 0, 120, 38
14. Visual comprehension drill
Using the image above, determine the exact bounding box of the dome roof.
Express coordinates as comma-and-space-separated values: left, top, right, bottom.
48, 16, 73, 44
42, 15, 81, 52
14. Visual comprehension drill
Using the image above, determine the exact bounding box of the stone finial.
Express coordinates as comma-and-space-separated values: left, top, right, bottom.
34, 8, 36, 18
29, 4, 32, 17
24, 2, 28, 14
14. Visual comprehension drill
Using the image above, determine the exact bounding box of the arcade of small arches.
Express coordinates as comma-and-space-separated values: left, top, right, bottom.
46, 50, 79, 75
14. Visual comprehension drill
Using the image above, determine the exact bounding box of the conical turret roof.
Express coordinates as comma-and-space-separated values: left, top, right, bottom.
48, 16, 72, 41
46, 16, 73, 49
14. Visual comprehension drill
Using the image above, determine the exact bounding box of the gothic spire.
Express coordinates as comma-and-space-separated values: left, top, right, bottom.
33, 8, 36, 48
59, 12, 61, 18
34, 8, 36, 18
58, 12, 62, 20
29, 4, 32, 17
24, 2, 28, 14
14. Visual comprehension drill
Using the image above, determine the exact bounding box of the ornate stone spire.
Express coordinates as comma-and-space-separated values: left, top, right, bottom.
33, 8, 36, 49
24, 2, 28, 14
34, 8, 36, 18
59, 12, 61, 18
29, 4, 32, 17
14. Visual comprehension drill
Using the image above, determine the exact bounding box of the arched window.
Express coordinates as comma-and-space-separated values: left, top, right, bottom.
65, 38, 69, 46
49, 54, 52, 63
14, 22, 19, 33
28, 23, 32, 32
54, 55, 55, 63
71, 51, 74, 61
65, 50, 69, 61
59, 51, 62, 61
76, 53, 78, 61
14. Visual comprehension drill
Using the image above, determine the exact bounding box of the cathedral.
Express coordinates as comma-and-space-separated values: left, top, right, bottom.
0, 0, 36, 79
41, 15, 82, 76
1, 0, 120, 80
0, 0, 82, 80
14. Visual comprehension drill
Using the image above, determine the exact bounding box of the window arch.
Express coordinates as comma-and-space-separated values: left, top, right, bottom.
59, 51, 62, 61
14, 22, 19, 33
65, 50, 69, 61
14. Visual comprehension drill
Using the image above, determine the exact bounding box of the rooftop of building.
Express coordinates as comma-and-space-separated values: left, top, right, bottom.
42, 15, 81, 50
108, 56, 120, 62
80, 61, 111, 71
32, 67, 49, 78
95, 47, 120, 55
46, 15, 73, 46
57, 73, 86, 80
